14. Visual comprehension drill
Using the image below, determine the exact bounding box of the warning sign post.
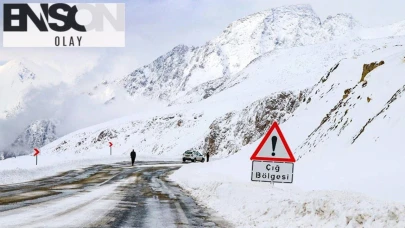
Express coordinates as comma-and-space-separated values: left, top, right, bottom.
250, 121, 296, 184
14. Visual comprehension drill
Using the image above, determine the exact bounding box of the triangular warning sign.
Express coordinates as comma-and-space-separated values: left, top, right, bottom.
250, 121, 296, 162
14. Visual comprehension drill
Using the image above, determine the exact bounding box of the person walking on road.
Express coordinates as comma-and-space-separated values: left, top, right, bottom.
206, 152, 210, 162
130, 149, 136, 166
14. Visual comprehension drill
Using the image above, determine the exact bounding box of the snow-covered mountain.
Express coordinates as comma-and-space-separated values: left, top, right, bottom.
91, 5, 358, 104
0, 59, 76, 157
0, 59, 133, 157
3, 4, 405, 162
1, 3, 405, 227
1, 119, 59, 159
40, 36, 405, 159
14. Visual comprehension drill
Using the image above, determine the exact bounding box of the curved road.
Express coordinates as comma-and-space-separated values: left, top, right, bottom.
0, 161, 231, 228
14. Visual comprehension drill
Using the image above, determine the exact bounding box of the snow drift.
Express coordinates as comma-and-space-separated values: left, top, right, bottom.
170, 45, 405, 227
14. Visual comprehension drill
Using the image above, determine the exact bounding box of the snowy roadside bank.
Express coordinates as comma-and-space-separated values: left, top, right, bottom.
169, 145, 405, 227
0, 152, 179, 185
170, 177, 405, 227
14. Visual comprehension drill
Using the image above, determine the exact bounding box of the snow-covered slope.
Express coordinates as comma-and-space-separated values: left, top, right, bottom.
286, 46, 405, 196
3, 4, 405, 161
92, 5, 358, 104
38, 36, 405, 160
5, 3, 402, 162
2, 3, 405, 226
170, 45, 405, 227
39, 90, 304, 158
108, 5, 405, 106
199, 90, 307, 156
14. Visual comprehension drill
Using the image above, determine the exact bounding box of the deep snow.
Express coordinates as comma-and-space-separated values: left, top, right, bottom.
1, 4, 405, 227
169, 45, 405, 227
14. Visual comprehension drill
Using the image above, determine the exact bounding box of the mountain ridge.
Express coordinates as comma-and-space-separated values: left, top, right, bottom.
1, 4, 405, 160
91, 4, 360, 105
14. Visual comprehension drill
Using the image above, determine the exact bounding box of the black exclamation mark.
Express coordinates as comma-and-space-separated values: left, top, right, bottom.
271, 136, 277, 156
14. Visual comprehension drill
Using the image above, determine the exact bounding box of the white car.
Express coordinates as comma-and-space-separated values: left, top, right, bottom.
182, 150, 205, 163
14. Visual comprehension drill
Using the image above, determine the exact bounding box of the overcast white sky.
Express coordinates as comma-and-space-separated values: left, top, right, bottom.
0, 0, 405, 74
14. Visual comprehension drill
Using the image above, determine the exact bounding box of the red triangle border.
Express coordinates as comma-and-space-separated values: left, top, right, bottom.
250, 121, 296, 162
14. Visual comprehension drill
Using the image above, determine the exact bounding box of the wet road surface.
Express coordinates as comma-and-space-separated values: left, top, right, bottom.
0, 161, 231, 228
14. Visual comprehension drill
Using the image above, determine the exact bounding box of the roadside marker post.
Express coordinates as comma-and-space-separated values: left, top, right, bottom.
250, 121, 296, 185
109, 142, 113, 155
33, 148, 40, 165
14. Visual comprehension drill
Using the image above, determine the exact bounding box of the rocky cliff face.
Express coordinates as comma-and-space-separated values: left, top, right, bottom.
200, 90, 308, 156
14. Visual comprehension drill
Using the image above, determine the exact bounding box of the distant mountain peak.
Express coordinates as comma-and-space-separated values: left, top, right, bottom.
2, 119, 59, 158
118, 4, 361, 104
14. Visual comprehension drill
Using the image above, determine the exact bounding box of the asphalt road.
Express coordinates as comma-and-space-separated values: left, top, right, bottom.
0, 161, 231, 228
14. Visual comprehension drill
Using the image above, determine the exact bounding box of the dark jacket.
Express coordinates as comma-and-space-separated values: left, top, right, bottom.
130, 150, 136, 159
